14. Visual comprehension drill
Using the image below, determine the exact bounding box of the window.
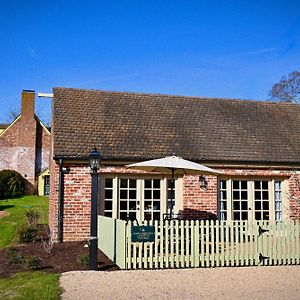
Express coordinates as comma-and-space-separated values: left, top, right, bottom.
100, 176, 182, 221
218, 179, 285, 221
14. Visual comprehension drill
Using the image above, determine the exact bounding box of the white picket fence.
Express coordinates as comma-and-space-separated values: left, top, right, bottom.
98, 216, 300, 270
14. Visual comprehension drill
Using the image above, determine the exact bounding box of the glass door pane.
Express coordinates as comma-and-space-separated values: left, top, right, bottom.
254, 181, 270, 220
232, 180, 248, 220
143, 179, 161, 220
119, 179, 138, 221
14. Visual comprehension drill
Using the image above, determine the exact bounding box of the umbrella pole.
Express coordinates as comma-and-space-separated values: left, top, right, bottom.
169, 168, 175, 219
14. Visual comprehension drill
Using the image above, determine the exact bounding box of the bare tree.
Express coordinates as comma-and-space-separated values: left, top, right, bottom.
7, 107, 20, 123
269, 70, 300, 103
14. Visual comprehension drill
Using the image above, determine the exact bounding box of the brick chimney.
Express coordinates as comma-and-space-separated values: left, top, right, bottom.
21, 90, 35, 119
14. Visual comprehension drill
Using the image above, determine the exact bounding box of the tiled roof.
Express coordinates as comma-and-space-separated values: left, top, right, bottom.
53, 87, 300, 164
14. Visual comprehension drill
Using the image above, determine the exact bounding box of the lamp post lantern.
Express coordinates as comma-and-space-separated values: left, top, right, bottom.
89, 148, 100, 270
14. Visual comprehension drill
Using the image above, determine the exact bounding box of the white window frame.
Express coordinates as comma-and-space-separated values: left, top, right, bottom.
218, 177, 288, 221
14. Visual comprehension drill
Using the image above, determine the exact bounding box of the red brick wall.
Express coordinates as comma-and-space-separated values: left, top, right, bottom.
0, 92, 50, 194
183, 175, 218, 219
0, 114, 37, 193
288, 174, 300, 220
49, 162, 300, 242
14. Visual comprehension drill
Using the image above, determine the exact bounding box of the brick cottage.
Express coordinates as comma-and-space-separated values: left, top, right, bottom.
49, 88, 300, 242
0, 90, 51, 195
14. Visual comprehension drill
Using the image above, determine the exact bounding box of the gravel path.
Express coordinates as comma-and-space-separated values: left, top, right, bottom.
60, 266, 300, 299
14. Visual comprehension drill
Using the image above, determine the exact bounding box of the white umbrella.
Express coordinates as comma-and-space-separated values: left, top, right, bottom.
126, 156, 221, 219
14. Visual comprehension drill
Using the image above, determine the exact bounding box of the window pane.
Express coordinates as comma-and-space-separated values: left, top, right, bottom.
255, 201, 261, 210
263, 201, 269, 210
105, 178, 113, 188
233, 181, 239, 189
120, 190, 127, 199
153, 179, 160, 188
144, 190, 151, 199
262, 181, 268, 190
233, 212, 240, 220
153, 212, 161, 220
129, 179, 136, 188
153, 190, 160, 199
262, 191, 269, 200
144, 180, 151, 188
144, 201, 152, 210
254, 181, 261, 189
105, 212, 112, 217
120, 212, 127, 220
144, 212, 151, 221
104, 201, 112, 210
233, 191, 239, 200
233, 201, 240, 210
255, 191, 261, 200
263, 212, 269, 220
129, 190, 136, 199
168, 179, 175, 189
241, 212, 248, 220
275, 181, 281, 190
241, 191, 247, 200
255, 212, 261, 220
105, 189, 113, 199
120, 179, 127, 188
220, 180, 226, 189
241, 201, 248, 210
120, 201, 127, 210
129, 202, 136, 210
153, 201, 160, 210
241, 181, 247, 189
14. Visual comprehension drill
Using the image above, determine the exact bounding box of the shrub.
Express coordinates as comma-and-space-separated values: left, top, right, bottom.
25, 209, 41, 226
17, 225, 38, 243
77, 254, 89, 267
0, 170, 25, 200
6, 247, 24, 265
25, 256, 42, 270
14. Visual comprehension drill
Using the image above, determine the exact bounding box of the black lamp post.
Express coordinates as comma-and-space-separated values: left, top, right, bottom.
89, 148, 100, 270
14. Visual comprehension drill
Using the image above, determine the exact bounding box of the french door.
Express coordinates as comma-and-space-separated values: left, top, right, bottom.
100, 177, 180, 221
219, 179, 285, 221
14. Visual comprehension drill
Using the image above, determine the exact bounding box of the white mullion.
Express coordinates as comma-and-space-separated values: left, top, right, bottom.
228, 178, 232, 221
137, 178, 143, 222
112, 176, 118, 219
269, 180, 275, 221
248, 181, 254, 222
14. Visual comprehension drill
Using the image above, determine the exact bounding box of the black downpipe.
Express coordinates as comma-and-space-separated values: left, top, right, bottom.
58, 158, 64, 243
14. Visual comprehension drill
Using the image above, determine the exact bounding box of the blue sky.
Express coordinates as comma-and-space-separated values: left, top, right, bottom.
0, 1, 299, 124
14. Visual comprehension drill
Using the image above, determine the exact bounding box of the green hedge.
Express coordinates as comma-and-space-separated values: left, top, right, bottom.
0, 170, 25, 199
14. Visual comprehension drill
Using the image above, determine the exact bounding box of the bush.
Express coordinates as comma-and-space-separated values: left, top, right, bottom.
77, 254, 89, 267
0, 170, 25, 200
17, 225, 38, 243
25, 209, 41, 226
6, 247, 24, 265
25, 256, 42, 270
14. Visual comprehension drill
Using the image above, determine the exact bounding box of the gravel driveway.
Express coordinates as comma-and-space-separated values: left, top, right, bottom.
60, 266, 300, 299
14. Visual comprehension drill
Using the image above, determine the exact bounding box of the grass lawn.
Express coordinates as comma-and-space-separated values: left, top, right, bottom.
0, 196, 49, 248
0, 272, 61, 300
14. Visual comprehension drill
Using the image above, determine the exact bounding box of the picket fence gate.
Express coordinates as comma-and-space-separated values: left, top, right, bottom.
98, 216, 300, 270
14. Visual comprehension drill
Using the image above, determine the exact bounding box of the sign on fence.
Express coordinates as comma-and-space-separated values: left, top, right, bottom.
131, 225, 155, 242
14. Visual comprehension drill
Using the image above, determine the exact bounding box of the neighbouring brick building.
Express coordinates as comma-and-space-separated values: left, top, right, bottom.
0, 90, 51, 195
49, 88, 300, 241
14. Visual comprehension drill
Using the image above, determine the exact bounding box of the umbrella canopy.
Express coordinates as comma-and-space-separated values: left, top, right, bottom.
126, 155, 221, 176
126, 156, 221, 219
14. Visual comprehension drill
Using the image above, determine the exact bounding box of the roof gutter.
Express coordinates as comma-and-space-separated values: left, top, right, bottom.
57, 158, 70, 243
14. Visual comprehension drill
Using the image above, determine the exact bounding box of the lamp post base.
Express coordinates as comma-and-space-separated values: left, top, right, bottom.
89, 236, 98, 270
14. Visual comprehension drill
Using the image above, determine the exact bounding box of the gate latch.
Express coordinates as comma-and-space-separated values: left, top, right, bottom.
259, 253, 269, 263
258, 225, 269, 236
